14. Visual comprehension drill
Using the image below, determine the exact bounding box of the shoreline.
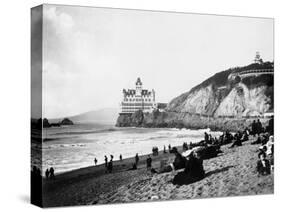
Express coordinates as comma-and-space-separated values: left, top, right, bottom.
44, 146, 180, 179
42, 136, 274, 207
42, 126, 220, 175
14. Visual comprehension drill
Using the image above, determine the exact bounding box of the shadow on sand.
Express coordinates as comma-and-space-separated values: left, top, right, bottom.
205, 165, 235, 177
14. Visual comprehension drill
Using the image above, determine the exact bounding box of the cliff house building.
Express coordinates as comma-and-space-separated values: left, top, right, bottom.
120, 78, 156, 114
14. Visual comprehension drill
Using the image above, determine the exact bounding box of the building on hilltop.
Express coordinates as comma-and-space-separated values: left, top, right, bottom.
228, 52, 273, 81
254, 51, 263, 64
120, 78, 156, 114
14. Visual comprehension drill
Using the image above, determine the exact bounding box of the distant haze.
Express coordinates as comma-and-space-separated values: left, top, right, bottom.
33, 5, 273, 119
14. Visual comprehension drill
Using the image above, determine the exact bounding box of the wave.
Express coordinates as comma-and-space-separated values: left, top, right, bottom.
52, 128, 117, 136
42, 143, 87, 150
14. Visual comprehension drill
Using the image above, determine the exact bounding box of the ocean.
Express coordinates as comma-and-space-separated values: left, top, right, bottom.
41, 123, 221, 174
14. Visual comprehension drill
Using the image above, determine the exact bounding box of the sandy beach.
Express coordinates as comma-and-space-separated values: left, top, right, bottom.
42, 136, 274, 207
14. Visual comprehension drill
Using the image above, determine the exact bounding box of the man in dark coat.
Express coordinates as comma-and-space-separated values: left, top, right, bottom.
135, 153, 139, 165
172, 151, 205, 185
146, 155, 152, 170
256, 119, 263, 136
256, 152, 271, 176
204, 132, 209, 143
45, 168, 50, 179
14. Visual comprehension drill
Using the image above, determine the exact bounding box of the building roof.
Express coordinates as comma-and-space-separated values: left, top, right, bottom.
136, 77, 142, 85
123, 89, 152, 96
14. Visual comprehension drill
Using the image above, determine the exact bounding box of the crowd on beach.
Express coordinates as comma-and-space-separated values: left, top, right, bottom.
97, 117, 274, 186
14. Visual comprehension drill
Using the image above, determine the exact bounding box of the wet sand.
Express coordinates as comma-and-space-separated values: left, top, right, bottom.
42, 136, 274, 207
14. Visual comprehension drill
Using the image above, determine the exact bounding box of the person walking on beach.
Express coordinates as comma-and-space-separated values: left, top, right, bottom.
146, 155, 152, 170
110, 154, 114, 161
183, 142, 188, 150
204, 132, 209, 143
45, 168, 50, 179
119, 154, 123, 161
49, 167, 55, 179
94, 158, 97, 166
168, 144, 171, 153
164, 145, 167, 153
135, 153, 139, 166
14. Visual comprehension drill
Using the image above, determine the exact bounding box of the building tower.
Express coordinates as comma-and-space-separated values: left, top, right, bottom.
254, 51, 263, 64
135, 77, 142, 96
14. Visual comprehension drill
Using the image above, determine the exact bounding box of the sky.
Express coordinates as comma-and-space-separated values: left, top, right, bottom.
33, 4, 273, 118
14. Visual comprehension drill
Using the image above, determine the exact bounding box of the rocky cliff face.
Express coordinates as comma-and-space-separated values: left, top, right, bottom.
214, 84, 271, 117
167, 62, 273, 117
116, 62, 273, 130
167, 85, 220, 116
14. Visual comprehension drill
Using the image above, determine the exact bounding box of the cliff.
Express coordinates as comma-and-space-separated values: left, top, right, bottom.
116, 62, 273, 131
167, 62, 273, 117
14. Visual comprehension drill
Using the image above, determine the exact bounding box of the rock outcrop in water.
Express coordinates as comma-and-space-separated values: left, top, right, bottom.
116, 62, 274, 131
60, 118, 74, 125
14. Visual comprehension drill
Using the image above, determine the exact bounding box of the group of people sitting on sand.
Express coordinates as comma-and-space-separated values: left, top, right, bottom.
150, 118, 273, 185
251, 117, 274, 136
247, 118, 274, 176
154, 146, 205, 185
251, 118, 274, 176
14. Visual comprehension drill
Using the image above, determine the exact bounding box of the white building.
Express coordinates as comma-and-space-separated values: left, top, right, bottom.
120, 78, 156, 114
